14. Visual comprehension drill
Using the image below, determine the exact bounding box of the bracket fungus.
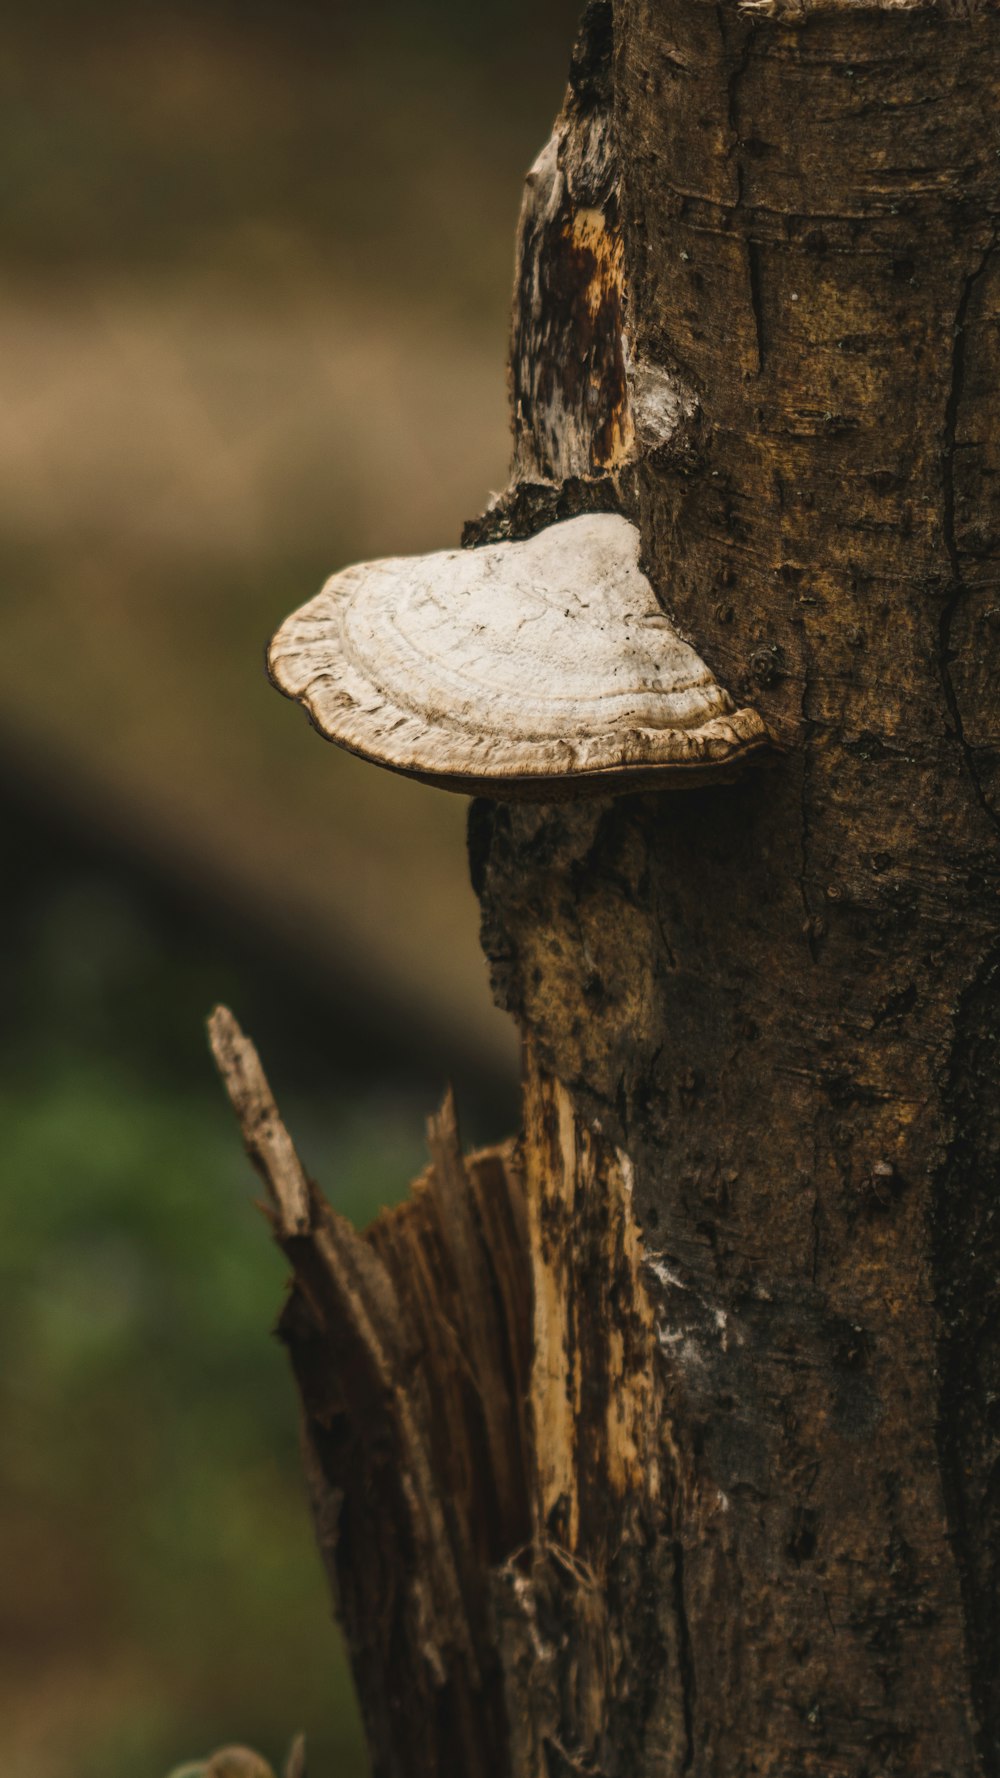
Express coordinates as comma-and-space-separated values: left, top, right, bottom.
268, 512, 769, 797
165, 1737, 305, 1778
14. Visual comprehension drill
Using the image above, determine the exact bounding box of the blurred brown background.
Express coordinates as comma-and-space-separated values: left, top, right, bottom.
0, 3, 577, 1772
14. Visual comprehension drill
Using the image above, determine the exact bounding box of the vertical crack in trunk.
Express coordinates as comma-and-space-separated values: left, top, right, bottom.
934, 945, 1000, 1777
797, 662, 819, 966
717, 7, 762, 377
939, 230, 1000, 847
670, 1539, 696, 1774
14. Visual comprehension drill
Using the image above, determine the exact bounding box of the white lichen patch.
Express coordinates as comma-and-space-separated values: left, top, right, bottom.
268, 513, 769, 797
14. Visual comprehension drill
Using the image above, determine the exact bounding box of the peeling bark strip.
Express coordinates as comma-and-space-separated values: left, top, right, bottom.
510, 0, 699, 490
510, 1, 631, 482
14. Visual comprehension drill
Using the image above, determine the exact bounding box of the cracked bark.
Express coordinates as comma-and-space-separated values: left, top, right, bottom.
215, 2, 1000, 1774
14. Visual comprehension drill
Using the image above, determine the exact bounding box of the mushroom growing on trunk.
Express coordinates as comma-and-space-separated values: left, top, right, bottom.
268, 513, 769, 796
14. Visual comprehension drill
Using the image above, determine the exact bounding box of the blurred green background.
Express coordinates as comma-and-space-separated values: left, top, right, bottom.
0, 3, 578, 1772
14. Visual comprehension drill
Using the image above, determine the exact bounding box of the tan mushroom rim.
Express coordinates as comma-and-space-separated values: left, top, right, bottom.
267, 513, 770, 798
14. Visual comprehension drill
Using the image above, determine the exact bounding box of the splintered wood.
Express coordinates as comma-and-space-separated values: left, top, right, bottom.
491, 1054, 678, 1778
210, 1008, 678, 1778
209, 1007, 532, 1778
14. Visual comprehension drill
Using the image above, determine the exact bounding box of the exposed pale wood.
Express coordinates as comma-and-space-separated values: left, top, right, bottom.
282, 1738, 306, 1778
208, 1006, 311, 1238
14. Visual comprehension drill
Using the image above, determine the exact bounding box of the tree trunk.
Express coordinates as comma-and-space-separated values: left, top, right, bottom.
214, 2, 1000, 1774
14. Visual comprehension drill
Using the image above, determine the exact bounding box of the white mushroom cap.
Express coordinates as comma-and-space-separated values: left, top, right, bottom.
268, 513, 768, 797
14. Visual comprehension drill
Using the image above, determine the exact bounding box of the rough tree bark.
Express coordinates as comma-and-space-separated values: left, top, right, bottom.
214, 2, 1000, 1774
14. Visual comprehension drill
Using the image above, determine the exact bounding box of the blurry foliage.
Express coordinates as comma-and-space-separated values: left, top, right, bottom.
1, 1059, 419, 1777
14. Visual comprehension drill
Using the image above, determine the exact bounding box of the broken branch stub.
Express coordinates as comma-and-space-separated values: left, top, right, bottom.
267, 512, 769, 797
209, 1007, 533, 1778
